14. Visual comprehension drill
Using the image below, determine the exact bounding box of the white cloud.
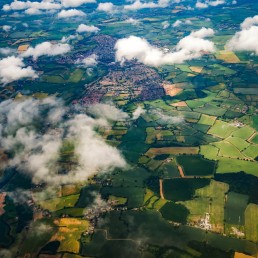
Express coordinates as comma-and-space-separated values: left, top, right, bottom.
190, 27, 214, 37
240, 15, 258, 29
115, 27, 215, 66
226, 17, 258, 55
22, 41, 71, 60
3, 0, 62, 12
25, 7, 43, 15
153, 109, 184, 124
124, 0, 169, 10
209, 0, 225, 6
195, 1, 208, 8
3, 25, 11, 32
97, 2, 117, 13
124, 18, 140, 25
57, 9, 86, 18
185, 19, 193, 25
76, 24, 100, 33
195, 0, 225, 8
172, 19, 192, 27
162, 21, 170, 29
0, 47, 15, 55
76, 54, 98, 67
61, 34, 78, 43
87, 103, 129, 121
61, 0, 96, 8
172, 20, 182, 27
0, 56, 38, 84
132, 106, 145, 119
0, 98, 127, 185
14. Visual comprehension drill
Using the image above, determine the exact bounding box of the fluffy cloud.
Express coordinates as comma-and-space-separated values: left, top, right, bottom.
195, 1, 208, 8
124, 0, 169, 10
3, 0, 96, 12
115, 27, 215, 66
97, 2, 117, 13
195, 0, 225, 8
3, 25, 11, 32
172, 20, 182, 27
226, 16, 258, 55
22, 42, 71, 60
240, 15, 258, 29
124, 18, 140, 25
24, 7, 43, 15
152, 110, 184, 124
57, 9, 86, 18
190, 27, 214, 37
0, 56, 37, 84
132, 106, 145, 120
162, 21, 170, 29
87, 103, 129, 121
172, 19, 192, 27
61, 34, 78, 43
0, 47, 15, 55
61, 0, 96, 8
76, 54, 98, 67
3, 0, 62, 12
0, 98, 127, 185
76, 24, 100, 33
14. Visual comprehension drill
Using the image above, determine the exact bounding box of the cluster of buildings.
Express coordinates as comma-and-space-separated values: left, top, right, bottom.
81, 63, 165, 105
197, 212, 212, 230
83, 198, 127, 236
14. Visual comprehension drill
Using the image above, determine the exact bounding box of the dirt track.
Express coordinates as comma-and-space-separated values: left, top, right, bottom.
178, 165, 185, 178
159, 179, 165, 199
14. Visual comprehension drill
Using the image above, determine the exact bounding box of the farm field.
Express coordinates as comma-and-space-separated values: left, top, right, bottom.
176, 155, 216, 176
1, 0, 258, 256
245, 204, 258, 242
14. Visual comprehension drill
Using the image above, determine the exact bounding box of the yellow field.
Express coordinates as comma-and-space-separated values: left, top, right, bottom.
51, 218, 89, 253
62, 184, 82, 196
216, 50, 240, 63
162, 82, 183, 97
190, 66, 203, 73
145, 147, 199, 158
234, 252, 255, 258
171, 101, 187, 107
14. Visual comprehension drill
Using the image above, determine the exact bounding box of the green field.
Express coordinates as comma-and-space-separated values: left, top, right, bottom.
181, 180, 228, 233
38, 194, 80, 212
245, 204, 258, 242
160, 202, 189, 224
242, 145, 258, 159
177, 155, 216, 176
208, 120, 238, 138
163, 179, 210, 202
200, 145, 219, 160
213, 141, 246, 159
217, 158, 258, 176
226, 137, 250, 152
232, 126, 255, 140
224, 192, 249, 225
